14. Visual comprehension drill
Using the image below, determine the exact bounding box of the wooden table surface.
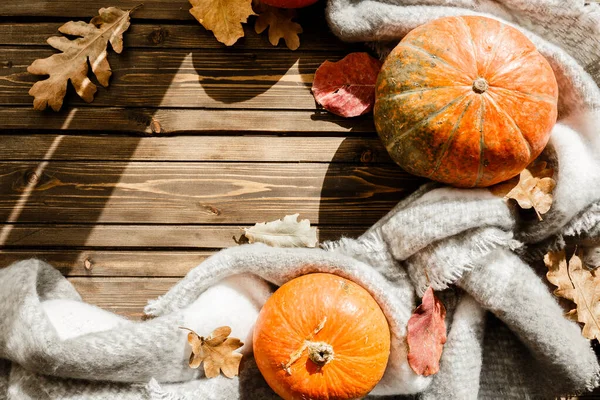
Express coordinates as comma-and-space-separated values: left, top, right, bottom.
1, 2, 599, 399
0, 1, 425, 319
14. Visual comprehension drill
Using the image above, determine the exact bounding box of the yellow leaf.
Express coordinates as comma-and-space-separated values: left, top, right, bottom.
27, 6, 138, 111
255, 4, 303, 50
182, 326, 244, 378
544, 250, 600, 340
503, 161, 556, 220
189, 0, 255, 46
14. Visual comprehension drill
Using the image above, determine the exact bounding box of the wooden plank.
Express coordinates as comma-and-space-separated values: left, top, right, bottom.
0, 22, 358, 52
1, 0, 196, 20
0, 135, 391, 163
0, 225, 364, 248
0, 107, 375, 134
0, 249, 214, 276
68, 277, 178, 319
0, 162, 419, 224
0, 47, 338, 109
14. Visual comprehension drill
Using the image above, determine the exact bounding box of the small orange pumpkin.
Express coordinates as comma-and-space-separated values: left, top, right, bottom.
253, 273, 390, 400
374, 16, 558, 187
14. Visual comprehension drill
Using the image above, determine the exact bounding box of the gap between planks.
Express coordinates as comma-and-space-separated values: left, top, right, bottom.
0, 22, 359, 52
0, 107, 376, 134
0, 135, 391, 163
0, 224, 366, 248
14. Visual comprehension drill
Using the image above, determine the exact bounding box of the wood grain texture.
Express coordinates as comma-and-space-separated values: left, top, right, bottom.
0, 107, 375, 134
0, 225, 364, 248
0, 249, 214, 276
0, 47, 339, 109
68, 277, 178, 319
0, 22, 358, 52
0, 162, 419, 224
1, 0, 194, 20
0, 135, 392, 163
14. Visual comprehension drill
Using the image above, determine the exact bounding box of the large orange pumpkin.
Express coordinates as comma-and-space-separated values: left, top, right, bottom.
374, 16, 558, 187
253, 273, 390, 400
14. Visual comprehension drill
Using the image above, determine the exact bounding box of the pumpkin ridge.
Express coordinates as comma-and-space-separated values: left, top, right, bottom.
486, 49, 541, 83
457, 16, 479, 75
380, 85, 468, 101
474, 100, 487, 187
484, 92, 533, 158
480, 23, 507, 78
384, 92, 469, 153
489, 86, 557, 105
398, 43, 472, 80
428, 97, 474, 178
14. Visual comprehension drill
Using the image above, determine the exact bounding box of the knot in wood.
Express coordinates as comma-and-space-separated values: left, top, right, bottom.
360, 149, 374, 163
25, 171, 39, 184
150, 119, 162, 134
148, 27, 169, 45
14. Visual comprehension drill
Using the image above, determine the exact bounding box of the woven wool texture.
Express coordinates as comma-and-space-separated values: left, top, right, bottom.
2, 0, 600, 399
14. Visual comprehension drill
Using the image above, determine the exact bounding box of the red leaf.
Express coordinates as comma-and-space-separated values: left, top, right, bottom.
406, 287, 447, 376
311, 52, 382, 118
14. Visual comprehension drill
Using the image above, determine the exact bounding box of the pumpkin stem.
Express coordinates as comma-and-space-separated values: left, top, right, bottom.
282, 317, 328, 375
472, 78, 489, 94
306, 341, 334, 367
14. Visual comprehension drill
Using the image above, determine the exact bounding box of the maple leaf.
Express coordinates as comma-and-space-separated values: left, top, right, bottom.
189, 0, 255, 46
243, 214, 317, 248
182, 326, 244, 378
503, 161, 556, 221
254, 4, 303, 51
27, 6, 138, 111
311, 52, 383, 118
406, 287, 447, 376
544, 249, 600, 341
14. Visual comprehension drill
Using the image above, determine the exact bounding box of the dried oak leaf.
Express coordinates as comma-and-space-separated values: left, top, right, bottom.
244, 213, 317, 248
311, 52, 382, 118
503, 161, 556, 221
183, 326, 244, 378
27, 6, 137, 111
406, 287, 447, 376
544, 250, 600, 340
189, 0, 255, 46
254, 4, 303, 51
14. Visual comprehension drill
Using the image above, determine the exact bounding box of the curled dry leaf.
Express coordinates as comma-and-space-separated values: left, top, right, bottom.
189, 0, 255, 46
406, 287, 447, 376
254, 3, 303, 51
182, 326, 244, 378
244, 213, 317, 248
494, 160, 556, 221
27, 6, 138, 111
544, 249, 600, 340
311, 52, 383, 118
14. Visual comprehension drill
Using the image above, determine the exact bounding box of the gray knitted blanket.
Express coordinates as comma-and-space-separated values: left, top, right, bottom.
2, 0, 600, 399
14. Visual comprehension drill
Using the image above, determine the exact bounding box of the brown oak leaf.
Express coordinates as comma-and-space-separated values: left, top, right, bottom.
544, 249, 600, 340
189, 0, 255, 46
183, 326, 244, 378
503, 161, 556, 221
406, 287, 447, 376
27, 6, 138, 111
254, 4, 303, 51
